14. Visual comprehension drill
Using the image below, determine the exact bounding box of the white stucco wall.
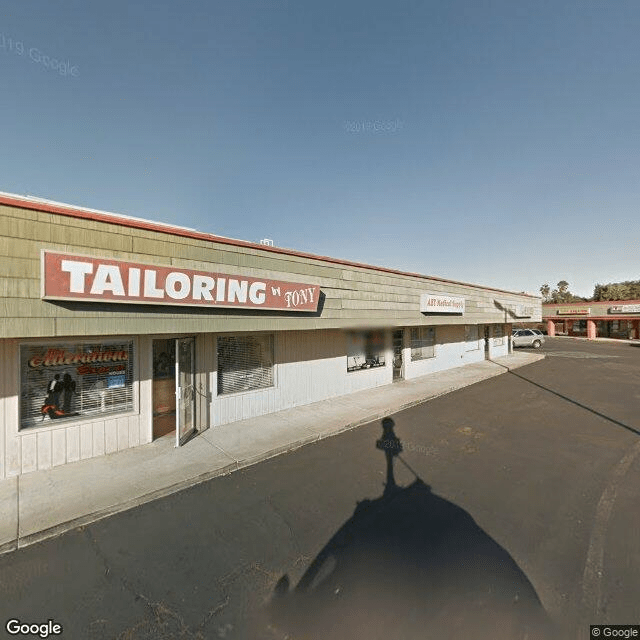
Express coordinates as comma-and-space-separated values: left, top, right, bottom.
489, 323, 511, 358
403, 325, 485, 380
211, 329, 393, 427
212, 325, 510, 427
0, 323, 512, 477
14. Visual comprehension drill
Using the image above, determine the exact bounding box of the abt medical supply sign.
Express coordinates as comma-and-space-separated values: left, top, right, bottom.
420, 293, 465, 314
42, 251, 321, 311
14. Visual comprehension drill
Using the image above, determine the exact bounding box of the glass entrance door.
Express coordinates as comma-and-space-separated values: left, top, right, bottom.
392, 329, 404, 381
152, 339, 176, 440
176, 337, 196, 446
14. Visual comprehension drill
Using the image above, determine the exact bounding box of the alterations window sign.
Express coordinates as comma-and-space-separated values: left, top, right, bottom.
420, 294, 465, 314
42, 251, 321, 312
20, 340, 134, 429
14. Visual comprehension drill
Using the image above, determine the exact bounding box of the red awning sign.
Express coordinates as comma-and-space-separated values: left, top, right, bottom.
42, 251, 321, 312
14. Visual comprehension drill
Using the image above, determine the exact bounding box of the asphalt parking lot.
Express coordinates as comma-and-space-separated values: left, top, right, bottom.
1, 337, 639, 640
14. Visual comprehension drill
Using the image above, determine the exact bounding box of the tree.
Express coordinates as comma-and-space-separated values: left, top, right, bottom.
541, 280, 586, 304
539, 284, 551, 302
556, 281, 569, 301
592, 283, 604, 301
592, 280, 640, 301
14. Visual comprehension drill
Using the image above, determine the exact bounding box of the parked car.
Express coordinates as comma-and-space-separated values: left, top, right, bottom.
512, 328, 545, 336
512, 329, 545, 349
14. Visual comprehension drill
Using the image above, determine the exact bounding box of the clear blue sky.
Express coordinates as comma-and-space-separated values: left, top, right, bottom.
2, 0, 639, 297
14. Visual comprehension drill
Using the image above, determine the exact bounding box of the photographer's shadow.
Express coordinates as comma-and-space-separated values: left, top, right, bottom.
270, 418, 555, 640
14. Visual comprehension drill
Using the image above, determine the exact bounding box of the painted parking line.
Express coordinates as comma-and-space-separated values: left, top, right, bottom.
581, 440, 640, 618
545, 352, 621, 359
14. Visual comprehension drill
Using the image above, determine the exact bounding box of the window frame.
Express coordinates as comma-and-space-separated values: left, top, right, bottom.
492, 324, 505, 345
464, 325, 480, 351
410, 326, 436, 361
216, 333, 276, 396
18, 337, 137, 432
346, 329, 387, 373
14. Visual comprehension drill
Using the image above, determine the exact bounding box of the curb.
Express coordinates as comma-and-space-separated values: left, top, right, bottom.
1, 354, 544, 555
552, 335, 640, 346
16, 461, 240, 550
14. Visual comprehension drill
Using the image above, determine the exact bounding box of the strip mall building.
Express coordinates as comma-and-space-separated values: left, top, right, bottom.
0, 192, 541, 479
543, 302, 640, 340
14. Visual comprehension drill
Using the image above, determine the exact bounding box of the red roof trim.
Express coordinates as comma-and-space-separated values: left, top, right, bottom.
544, 300, 640, 307
543, 316, 640, 321
1, 193, 539, 298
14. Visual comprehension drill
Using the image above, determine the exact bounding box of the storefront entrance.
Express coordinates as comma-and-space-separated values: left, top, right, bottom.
152, 337, 196, 446
483, 326, 491, 359
392, 329, 404, 381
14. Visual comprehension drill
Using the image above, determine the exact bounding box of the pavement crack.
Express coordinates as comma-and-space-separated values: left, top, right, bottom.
581, 439, 640, 618
83, 527, 199, 639
83, 527, 141, 603
196, 595, 231, 634
264, 498, 302, 555
116, 597, 200, 640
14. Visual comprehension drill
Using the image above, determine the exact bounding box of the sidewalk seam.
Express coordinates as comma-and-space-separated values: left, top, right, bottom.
198, 431, 239, 463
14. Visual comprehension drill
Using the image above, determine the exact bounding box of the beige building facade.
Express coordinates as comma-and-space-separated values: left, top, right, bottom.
0, 193, 541, 478
543, 301, 640, 340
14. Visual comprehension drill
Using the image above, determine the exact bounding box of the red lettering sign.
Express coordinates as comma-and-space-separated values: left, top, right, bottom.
42, 251, 321, 312
28, 348, 128, 368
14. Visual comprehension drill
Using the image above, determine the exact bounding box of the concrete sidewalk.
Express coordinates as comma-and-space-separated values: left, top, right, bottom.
0, 352, 544, 555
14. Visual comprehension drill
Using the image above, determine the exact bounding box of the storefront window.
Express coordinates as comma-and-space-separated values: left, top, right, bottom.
410, 327, 435, 361
347, 330, 386, 372
492, 325, 505, 345
217, 334, 274, 395
20, 339, 135, 429
609, 320, 630, 336
464, 325, 479, 351
573, 320, 587, 333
